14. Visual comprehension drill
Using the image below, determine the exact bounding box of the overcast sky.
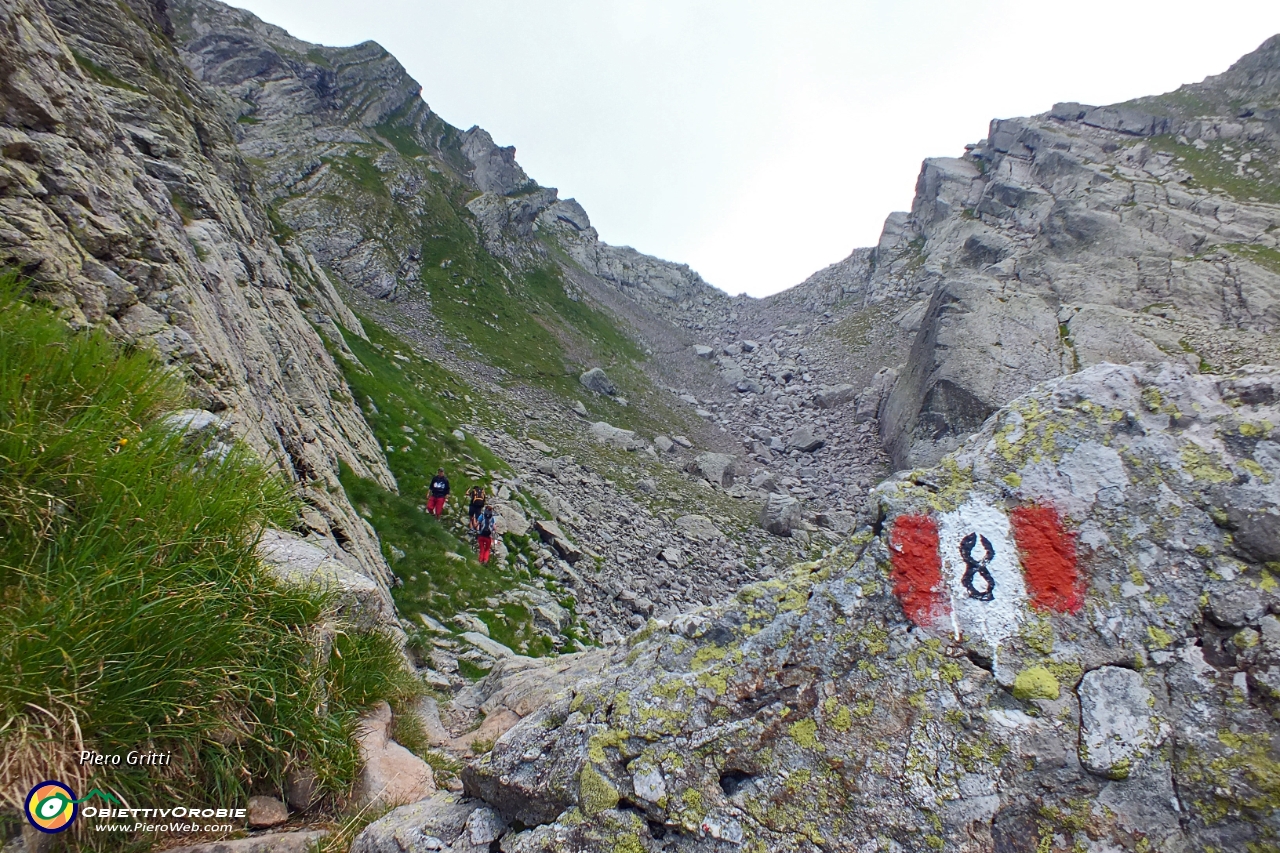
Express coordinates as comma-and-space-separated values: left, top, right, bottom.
229, 1, 1280, 297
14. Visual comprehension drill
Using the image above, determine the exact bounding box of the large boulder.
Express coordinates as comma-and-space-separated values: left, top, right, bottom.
489, 498, 529, 537
588, 421, 639, 449
351, 793, 504, 853
758, 492, 802, 536
674, 514, 724, 543
579, 368, 616, 396
463, 364, 1280, 852
812, 384, 856, 409
787, 425, 825, 452
164, 832, 329, 853
533, 519, 583, 563
855, 367, 899, 424
685, 452, 739, 487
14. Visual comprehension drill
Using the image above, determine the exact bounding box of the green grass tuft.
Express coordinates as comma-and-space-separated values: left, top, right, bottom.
0, 276, 412, 847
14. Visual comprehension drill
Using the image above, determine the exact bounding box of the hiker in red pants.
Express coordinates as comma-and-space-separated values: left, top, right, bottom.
426, 468, 450, 518
476, 506, 496, 563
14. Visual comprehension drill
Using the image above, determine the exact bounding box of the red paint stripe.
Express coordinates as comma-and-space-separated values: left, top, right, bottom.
1010, 505, 1082, 614
889, 514, 948, 626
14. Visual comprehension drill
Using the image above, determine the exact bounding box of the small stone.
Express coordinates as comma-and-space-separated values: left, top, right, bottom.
248, 795, 289, 828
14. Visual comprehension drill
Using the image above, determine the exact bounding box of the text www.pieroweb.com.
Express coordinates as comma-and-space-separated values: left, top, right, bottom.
83, 805, 244, 833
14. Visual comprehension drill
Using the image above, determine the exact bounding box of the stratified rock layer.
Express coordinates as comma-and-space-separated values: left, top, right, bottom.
0, 0, 396, 586
466, 363, 1280, 852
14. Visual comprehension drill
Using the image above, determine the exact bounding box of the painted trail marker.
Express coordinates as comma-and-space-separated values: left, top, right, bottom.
890, 497, 1081, 648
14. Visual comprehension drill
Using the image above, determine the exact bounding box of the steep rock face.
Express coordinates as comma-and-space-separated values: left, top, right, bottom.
466, 363, 1280, 852
174, 0, 732, 337
0, 0, 395, 585
173, 0, 474, 303
873, 36, 1280, 468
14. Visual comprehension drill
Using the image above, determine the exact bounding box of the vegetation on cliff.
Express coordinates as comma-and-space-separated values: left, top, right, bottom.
0, 279, 417, 846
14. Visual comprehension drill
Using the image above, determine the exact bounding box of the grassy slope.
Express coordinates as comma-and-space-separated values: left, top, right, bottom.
328, 318, 591, 658
0, 281, 419, 848
287, 112, 734, 657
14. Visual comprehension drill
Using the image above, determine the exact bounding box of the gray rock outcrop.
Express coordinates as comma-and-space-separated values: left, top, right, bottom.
464, 363, 1280, 851
872, 36, 1280, 468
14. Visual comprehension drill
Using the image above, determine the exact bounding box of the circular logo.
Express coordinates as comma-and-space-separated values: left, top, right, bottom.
25, 781, 77, 833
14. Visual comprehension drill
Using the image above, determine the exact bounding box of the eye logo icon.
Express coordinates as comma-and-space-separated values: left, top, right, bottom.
24, 782, 119, 833
25, 781, 77, 833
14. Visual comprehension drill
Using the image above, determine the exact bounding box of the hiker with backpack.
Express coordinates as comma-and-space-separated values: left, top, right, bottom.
466, 484, 487, 532
426, 468, 450, 518
476, 505, 497, 564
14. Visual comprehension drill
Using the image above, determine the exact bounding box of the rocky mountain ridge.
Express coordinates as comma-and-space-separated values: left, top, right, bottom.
866, 36, 1280, 469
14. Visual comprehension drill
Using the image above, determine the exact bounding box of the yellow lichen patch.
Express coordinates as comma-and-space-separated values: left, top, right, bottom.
789, 718, 820, 749
613, 834, 645, 853
1021, 617, 1054, 656
570, 690, 594, 714
1146, 626, 1174, 650
1238, 458, 1272, 482
1239, 420, 1273, 438
925, 457, 977, 513
1045, 660, 1084, 687
1012, 666, 1060, 700
1179, 443, 1234, 483
696, 669, 728, 696
856, 624, 889, 656
1141, 386, 1164, 412
831, 705, 853, 732
579, 764, 620, 815
680, 786, 703, 818
588, 728, 631, 763
653, 678, 693, 702
691, 643, 729, 671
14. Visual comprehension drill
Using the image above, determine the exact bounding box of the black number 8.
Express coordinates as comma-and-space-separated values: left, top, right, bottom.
960, 532, 996, 602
